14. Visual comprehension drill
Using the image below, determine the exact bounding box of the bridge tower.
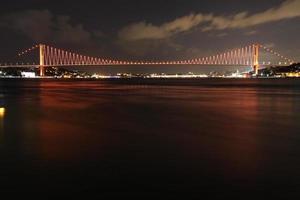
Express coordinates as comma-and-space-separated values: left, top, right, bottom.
39, 44, 46, 77
253, 44, 259, 76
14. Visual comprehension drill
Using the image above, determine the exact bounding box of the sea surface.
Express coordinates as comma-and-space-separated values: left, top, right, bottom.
0, 78, 300, 198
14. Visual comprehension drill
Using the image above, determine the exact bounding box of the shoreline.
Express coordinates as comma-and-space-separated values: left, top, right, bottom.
0, 76, 299, 80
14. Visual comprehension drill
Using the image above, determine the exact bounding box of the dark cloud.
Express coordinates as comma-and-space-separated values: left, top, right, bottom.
244, 30, 258, 36
116, 38, 184, 59
0, 9, 101, 45
1, 10, 53, 41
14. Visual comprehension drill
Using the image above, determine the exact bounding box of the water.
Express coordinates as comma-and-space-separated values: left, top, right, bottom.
0, 78, 300, 198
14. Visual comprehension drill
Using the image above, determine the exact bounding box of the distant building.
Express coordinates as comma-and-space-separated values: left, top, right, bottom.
21, 72, 36, 78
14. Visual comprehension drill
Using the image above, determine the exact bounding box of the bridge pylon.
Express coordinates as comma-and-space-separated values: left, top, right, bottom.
39, 44, 46, 77
253, 44, 259, 76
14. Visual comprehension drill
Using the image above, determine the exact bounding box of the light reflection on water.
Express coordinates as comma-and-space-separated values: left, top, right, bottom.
0, 78, 300, 197
0, 107, 4, 141
0, 107, 4, 118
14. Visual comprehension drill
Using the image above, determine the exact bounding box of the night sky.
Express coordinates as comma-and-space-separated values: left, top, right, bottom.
0, 0, 299, 73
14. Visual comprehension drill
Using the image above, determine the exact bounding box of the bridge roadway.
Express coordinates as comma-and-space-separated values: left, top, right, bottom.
0, 63, 272, 68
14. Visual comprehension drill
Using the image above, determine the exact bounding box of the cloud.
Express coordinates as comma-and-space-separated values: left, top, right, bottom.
118, 22, 168, 41
263, 43, 276, 48
118, 0, 300, 41
204, 0, 300, 31
244, 30, 258, 36
1, 10, 53, 41
116, 38, 184, 58
216, 32, 228, 38
93, 30, 106, 38
118, 13, 212, 41
54, 15, 91, 43
0, 9, 102, 44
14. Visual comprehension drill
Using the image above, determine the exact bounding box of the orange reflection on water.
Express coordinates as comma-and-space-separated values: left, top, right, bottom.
168, 88, 262, 180
0, 107, 5, 118
0, 107, 4, 139
36, 81, 110, 161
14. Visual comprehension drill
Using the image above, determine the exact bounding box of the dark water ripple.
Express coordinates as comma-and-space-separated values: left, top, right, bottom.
0, 78, 300, 198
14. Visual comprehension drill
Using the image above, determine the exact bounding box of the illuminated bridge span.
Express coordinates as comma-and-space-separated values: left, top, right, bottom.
1, 43, 296, 76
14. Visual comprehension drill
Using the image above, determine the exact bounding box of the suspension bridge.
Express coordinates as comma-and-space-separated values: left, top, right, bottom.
0, 43, 296, 77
